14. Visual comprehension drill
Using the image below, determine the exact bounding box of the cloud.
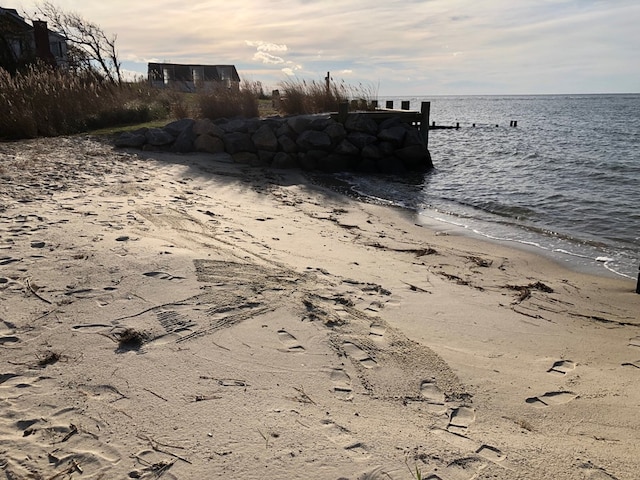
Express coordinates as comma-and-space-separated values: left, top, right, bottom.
246, 41, 288, 53
253, 52, 285, 65
18, 0, 640, 94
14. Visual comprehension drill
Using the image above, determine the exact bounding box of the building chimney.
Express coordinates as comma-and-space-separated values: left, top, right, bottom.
33, 20, 56, 66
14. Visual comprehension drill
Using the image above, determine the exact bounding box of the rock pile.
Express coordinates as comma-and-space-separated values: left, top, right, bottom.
114, 113, 432, 173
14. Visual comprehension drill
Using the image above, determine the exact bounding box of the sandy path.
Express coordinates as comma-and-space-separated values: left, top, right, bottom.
0, 136, 638, 480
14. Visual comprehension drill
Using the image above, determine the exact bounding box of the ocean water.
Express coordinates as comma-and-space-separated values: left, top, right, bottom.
339, 94, 640, 280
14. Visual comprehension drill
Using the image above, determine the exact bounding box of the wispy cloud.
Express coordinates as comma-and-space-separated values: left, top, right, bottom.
21, 0, 640, 94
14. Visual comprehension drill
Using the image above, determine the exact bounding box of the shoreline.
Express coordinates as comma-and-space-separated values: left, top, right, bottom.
1, 136, 638, 479
313, 170, 637, 281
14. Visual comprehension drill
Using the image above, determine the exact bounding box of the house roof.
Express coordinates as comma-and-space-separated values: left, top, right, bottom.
148, 62, 241, 82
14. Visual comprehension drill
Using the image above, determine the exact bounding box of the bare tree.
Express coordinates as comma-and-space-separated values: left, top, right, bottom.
33, 1, 122, 84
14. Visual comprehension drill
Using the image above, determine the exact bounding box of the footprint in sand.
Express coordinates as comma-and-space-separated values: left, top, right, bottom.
419, 380, 447, 414
547, 359, 577, 376
143, 271, 186, 281
0, 256, 20, 266
277, 329, 305, 352
320, 419, 369, 457
342, 341, 377, 369
0, 320, 20, 345
329, 368, 353, 401
368, 322, 386, 340
448, 406, 476, 433
525, 391, 577, 408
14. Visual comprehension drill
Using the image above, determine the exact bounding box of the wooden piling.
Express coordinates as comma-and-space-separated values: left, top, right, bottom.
420, 101, 430, 147
401, 100, 410, 110
636, 264, 640, 294
338, 102, 348, 124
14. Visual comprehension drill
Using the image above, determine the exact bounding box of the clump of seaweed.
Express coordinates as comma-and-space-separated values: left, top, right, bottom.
114, 328, 147, 351
37, 350, 61, 367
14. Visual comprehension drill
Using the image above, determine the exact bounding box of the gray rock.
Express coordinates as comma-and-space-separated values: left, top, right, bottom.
223, 132, 255, 154
193, 118, 225, 137
163, 118, 195, 137
258, 150, 276, 165
344, 114, 378, 135
362, 144, 382, 160
278, 134, 298, 154
309, 117, 332, 130
171, 123, 196, 153
334, 139, 360, 156
115, 132, 146, 148
287, 116, 313, 134
402, 127, 425, 147
379, 116, 404, 130
194, 134, 225, 153
296, 130, 332, 151
377, 126, 407, 145
252, 124, 278, 152
324, 122, 347, 143
346, 132, 377, 149
220, 118, 248, 133
396, 144, 430, 170
275, 122, 294, 137
145, 128, 174, 146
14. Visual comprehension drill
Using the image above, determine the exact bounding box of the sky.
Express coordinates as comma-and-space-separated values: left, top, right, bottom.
16, 0, 640, 95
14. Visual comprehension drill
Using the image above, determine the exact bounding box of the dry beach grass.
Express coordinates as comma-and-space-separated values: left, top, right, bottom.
0, 136, 638, 479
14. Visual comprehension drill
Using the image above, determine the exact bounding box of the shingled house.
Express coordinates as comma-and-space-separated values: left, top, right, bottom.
0, 7, 68, 73
148, 62, 240, 92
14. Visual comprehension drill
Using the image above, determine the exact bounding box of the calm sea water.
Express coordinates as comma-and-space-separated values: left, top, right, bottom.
340, 94, 640, 279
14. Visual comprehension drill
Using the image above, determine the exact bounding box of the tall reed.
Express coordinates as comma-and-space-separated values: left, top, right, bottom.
276, 78, 377, 115
0, 65, 168, 139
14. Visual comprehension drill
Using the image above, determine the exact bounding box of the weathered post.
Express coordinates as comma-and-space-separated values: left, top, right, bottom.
401, 100, 410, 110
456, 122, 459, 129
325, 71, 330, 93
420, 101, 430, 147
386, 100, 393, 109
513, 120, 518, 127
338, 102, 348, 124
636, 264, 640, 294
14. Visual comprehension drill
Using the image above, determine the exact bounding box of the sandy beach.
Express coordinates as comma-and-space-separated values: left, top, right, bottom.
1, 135, 638, 480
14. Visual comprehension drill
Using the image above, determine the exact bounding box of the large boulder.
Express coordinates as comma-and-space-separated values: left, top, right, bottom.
145, 128, 174, 146
171, 122, 196, 153
193, 118, 225, 137
115, 131, 147, 148
377, 126, 407, 146
163, 118, 195, 137
223, 132, 255, 154
194, 134, 225, 153
344, 114, 378, 135
278, 134, 298, 154
296, 130, 332, 151
252, 124, 278, 152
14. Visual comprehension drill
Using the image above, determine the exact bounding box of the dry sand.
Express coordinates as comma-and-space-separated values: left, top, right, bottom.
0, 135, 638, 480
